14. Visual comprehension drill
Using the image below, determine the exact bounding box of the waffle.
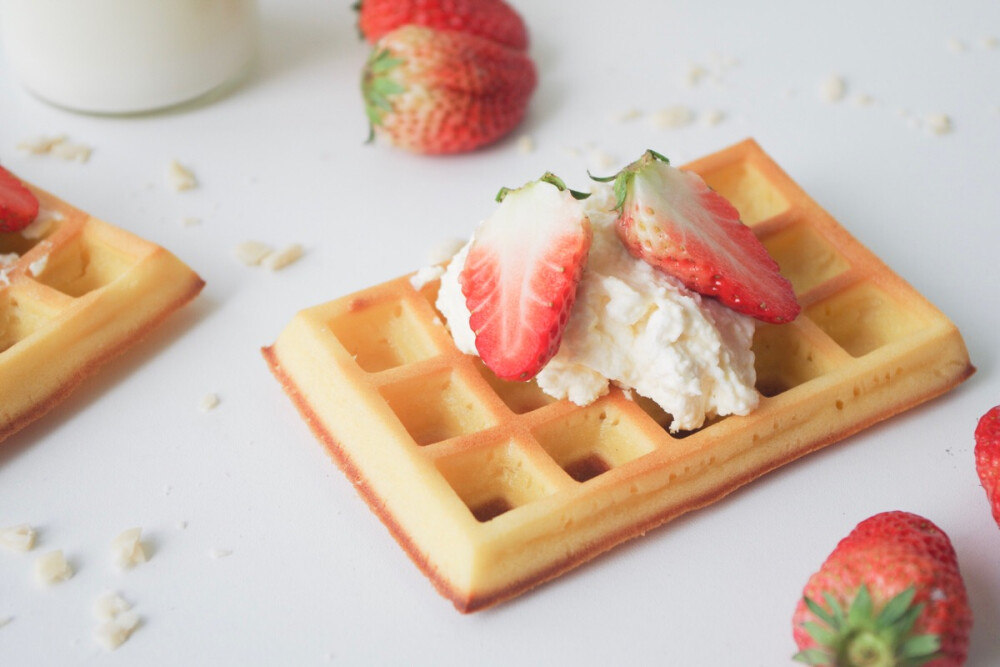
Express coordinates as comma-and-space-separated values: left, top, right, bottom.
263, 139, 973, 612
1, 178, 204, 443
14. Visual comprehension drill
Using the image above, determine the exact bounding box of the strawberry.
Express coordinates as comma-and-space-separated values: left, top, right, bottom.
355, 0, 529, 51
592, 150, 799, 323
974, 405, 1000, 528
792, 511, 971, 666
0, 166, 39, 233
362, 25, 536, 155
460, 173, 591, 381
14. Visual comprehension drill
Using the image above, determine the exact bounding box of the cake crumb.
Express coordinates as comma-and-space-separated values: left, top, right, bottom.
0, 524, 36, 552
947, 37, 966, 52
650, 106, 694, 129
983, 36, 999, 50
852, 93, 875, 108
683, 63, 708, 87
167, 160, 198, 192
701, 109, 726, 126
35, 550, 73, 585
0, 616, 12, 629
49, 141, 92, 163
20, 215, 58, 240
200, 393, 220, 412
181, 216, 202, 227
516, 135, 535, 154
209, 547, 232, 560
111, 528, 148, 569
94, 609, 140, 650
17, 134, 66, 154
613, 108, 644, 123
262, 243, 304, 271
819, 75, 847, 103
176, 520, 188, 530
93, 591, 131, 622
234, 240, 273, 266
925, 113, 953, 135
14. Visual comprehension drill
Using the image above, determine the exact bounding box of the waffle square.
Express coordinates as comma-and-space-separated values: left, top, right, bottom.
1, 179, 205, 443
263, 139, 973, 612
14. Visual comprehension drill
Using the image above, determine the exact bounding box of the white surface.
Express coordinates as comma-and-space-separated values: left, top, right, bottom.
1, 1, 998, 664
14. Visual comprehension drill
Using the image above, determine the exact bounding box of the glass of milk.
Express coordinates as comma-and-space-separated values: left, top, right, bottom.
0, 0, 259, 114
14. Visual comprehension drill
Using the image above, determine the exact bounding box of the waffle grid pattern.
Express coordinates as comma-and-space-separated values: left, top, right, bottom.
1, 185, 204, 442
266, 139, 972, 611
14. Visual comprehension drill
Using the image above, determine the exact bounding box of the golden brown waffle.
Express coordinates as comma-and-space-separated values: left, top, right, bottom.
263, 139, 973, 612
1, 179, 205, 443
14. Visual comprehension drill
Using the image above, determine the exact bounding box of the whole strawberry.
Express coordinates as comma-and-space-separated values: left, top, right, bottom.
975, 405, 1000, 527
592, 150, 799, 323
792, 511, 971, 666
356, 0, 529, 51
362, 25, 536, 155
0, 166, 39, 233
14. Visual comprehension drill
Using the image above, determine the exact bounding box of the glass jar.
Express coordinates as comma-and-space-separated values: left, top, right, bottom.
0, 0, 259, 114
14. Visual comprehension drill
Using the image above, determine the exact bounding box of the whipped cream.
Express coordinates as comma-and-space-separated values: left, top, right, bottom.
435, 183, 759, 431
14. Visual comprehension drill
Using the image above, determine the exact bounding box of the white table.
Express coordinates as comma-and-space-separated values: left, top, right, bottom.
1, 1, 998, 664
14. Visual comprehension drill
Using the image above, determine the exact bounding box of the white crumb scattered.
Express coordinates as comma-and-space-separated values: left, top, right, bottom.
49, 141, 92, 163
613, 108, 643, 123
199, 393, 220, 412
209, 547, 232, 560
35, 550, 73, 585
166, 160, 198, 192
28, 254, 48, 277
17, 134, 66, 154
0, 270, 9, 287
111, 528, 147, 569
424, 237, 466, 265
409, 264, 445, 290
176, 521, 188, 530
234, 240, 272, 266
620, 387, 634, 401
432, 316, 442, 326
947, 37, 966, 52
650, 105, 695, 129
984, 36, 999, 49
819, 75, 847, 103
0, 524, 37, 552
925, 113, 953, 135
181, 216, 202, 227
163, 485, 173, 496
852, 93, 875, 108
515, 135, 535, 154
94, 609, 140, 650
701, 109, 726, 126
93, 591, 131, 621
262, 243, 304, 271
0, 253, 18, 268
683, 63, 708, 87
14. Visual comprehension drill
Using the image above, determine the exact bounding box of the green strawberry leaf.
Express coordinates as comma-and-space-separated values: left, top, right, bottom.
792, 648, 834, 665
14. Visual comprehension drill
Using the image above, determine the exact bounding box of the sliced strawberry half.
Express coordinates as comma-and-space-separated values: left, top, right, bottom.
460, 173, 591, 381
596, 150, 799, 323
0, 166, 40, 233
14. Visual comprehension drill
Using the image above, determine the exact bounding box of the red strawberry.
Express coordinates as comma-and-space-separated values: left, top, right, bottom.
975, 405, 1000, 527
594, 150, 799, 323
460, 173, 591, 381
356, 0, 529, 51
0, 166, 39, 233
792, 511, 971, 666
362, 25, 536, 155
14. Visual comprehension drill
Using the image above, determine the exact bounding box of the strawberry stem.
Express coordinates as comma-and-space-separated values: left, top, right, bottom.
496, 172, 590, 202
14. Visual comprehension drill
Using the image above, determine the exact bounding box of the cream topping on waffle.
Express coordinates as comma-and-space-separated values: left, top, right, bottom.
436, 182, 759, 431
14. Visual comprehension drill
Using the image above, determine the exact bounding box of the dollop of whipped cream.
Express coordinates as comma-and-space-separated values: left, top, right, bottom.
435, 183, 759, 431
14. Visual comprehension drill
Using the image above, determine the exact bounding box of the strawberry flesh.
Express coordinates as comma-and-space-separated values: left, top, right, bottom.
611, 151, 799, 323
975, 405, 1000, 528
460, 177, 591, 381
0, 166, 39, 233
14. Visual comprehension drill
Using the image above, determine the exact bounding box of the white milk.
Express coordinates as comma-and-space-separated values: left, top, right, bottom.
0, 0, 259, 114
